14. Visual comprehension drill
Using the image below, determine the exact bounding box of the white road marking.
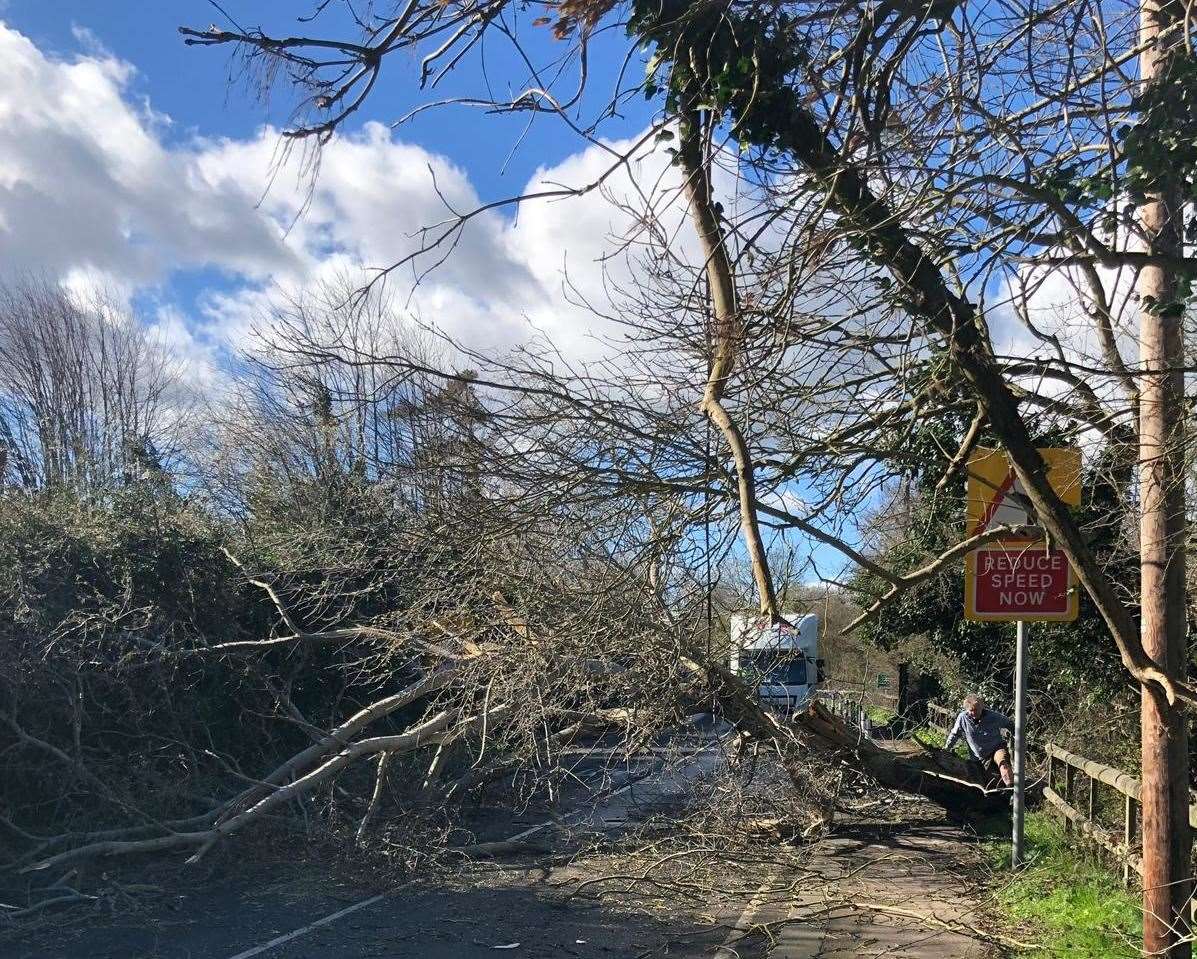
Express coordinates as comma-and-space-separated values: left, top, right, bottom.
224, 891, 389, 959
223, 736, 726, 959
714, 875, 777, 959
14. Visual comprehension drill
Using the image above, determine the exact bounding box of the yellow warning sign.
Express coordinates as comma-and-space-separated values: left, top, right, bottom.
964, 448, 1081, 622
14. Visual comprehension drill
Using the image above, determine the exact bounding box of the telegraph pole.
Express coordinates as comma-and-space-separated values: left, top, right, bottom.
1137, 0, 1191, 953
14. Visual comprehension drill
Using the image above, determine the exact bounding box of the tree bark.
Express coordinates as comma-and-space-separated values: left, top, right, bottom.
800, 703, 1008, 811
768, 99, 1197, 709
1136, 0, 1191, 951
677, 108, 779, 619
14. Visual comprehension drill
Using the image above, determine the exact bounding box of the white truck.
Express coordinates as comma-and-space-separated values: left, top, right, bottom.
729, 612, 822, 712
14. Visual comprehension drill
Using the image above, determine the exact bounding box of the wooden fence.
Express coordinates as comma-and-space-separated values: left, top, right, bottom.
818, 689, 875, 736
820, 682, 899, 707
1043, 743, 1197, 887
927, 702, 954, 735
1044, 743, 1146, 884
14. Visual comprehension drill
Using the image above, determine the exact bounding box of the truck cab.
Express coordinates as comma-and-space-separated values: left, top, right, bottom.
729, 612, 821, 712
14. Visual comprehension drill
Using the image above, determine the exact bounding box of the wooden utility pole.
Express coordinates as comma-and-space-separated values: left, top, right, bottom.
1137, 0, 1191, 952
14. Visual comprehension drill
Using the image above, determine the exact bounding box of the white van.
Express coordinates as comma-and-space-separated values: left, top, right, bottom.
729, 612, 821, 711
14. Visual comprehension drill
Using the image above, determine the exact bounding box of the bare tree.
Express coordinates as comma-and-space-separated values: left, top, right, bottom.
204, 276, 463, 513
175, 3, 1197, 947
0, 277, 187, 491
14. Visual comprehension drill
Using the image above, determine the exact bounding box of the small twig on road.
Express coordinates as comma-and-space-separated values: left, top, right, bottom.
0, 891, 98, 921
850, 900, 1042, 952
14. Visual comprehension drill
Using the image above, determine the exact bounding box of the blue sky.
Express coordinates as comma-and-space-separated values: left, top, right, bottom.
0, 2, 849, 587
12, 2, 652, 196
0, 3, 670, 364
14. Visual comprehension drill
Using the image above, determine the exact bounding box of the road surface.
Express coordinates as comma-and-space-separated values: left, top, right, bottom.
1, 722, 1000, 959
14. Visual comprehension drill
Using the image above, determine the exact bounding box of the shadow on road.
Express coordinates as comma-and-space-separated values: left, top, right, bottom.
3, 858, 726, 959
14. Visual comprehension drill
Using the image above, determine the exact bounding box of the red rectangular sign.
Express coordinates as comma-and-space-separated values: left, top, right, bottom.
970, 546, 1073, 619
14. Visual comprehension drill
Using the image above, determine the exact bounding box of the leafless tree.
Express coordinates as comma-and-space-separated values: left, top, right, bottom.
177, 3, 1197, 947
0, 277, 188, 491
203, 275, 475, 515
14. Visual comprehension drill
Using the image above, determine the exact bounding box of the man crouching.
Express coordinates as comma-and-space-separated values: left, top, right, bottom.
944, 695, 1015, 787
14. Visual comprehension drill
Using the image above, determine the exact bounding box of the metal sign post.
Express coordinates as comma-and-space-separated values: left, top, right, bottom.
1012, 619, 1028, 867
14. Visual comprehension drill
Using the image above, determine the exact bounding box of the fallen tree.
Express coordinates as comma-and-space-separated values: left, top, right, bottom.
3, 537, 997, 891
798, 704, 1010, 811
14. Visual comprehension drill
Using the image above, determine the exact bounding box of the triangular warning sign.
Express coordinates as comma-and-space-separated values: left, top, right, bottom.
971, 469, 1030, 537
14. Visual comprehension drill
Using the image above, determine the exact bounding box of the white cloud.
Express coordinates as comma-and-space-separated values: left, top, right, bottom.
0, 25, 300, 286
985, 236, 1144, 440
759, 486, 810, 517
146, 303, 221, 391
0, 22, 703, 374
194, 124, 695, 363
991, 260, 1137, 366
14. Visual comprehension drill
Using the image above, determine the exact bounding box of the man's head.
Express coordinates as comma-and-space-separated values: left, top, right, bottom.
963, 694, 984, 720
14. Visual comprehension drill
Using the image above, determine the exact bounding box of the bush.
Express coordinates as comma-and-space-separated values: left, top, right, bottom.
0, 485, 271, 832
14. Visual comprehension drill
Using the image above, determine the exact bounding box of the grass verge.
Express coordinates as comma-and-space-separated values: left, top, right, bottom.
984, 811, 1140, 957
914, 725, 946, 748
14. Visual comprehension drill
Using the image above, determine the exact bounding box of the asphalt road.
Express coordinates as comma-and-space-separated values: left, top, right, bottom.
2, 720, 998, 959
2, 724, 731, 959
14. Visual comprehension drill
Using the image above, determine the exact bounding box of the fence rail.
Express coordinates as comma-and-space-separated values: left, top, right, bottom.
820, 683, 899, 706
1042, 742, 1197, 886
927, 701, 1020, 735
927, 702, 954, 734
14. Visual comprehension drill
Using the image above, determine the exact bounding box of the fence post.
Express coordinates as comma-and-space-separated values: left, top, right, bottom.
1124, 794, 1138, 888
1064, 764, 1076, 835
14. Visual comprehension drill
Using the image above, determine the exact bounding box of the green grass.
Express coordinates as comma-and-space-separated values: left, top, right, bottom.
984, 812, 1141, 957
866, 704, 896, 725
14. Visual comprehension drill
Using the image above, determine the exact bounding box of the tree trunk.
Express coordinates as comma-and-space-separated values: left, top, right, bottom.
799, 704, 1006, 812
1137, 1, 1191, 951
677, 108, 780, 620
